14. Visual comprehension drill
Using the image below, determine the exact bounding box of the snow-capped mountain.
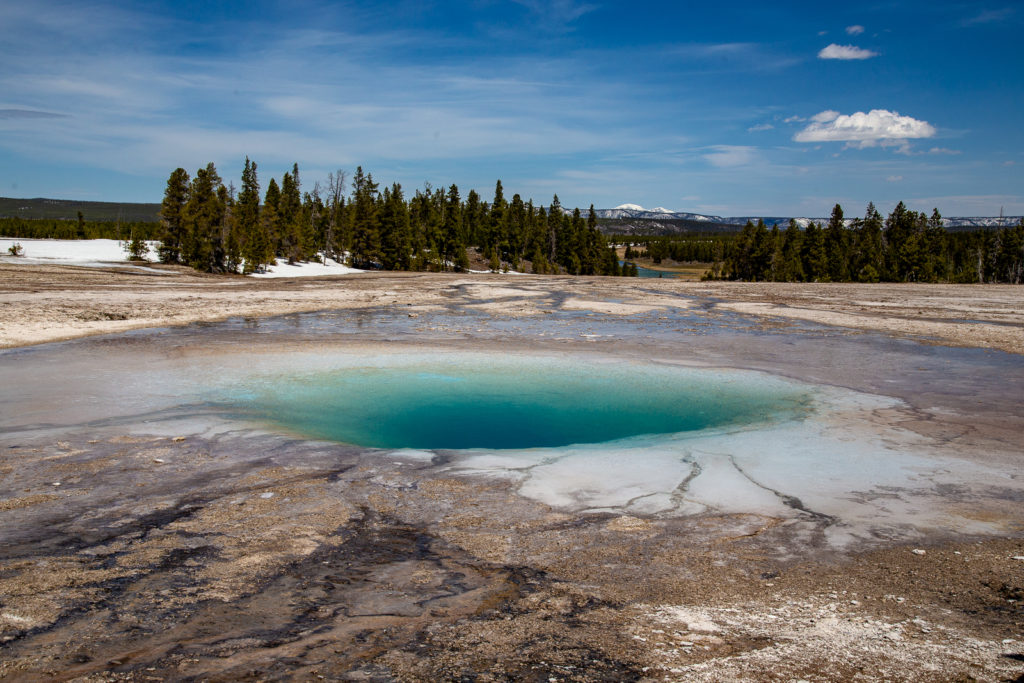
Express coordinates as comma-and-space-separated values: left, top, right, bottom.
593, 205, 722, 221
591, 204, 1021, 230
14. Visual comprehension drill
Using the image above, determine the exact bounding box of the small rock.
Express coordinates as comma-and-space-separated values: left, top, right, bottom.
1003, 639, 1015, 644
260, 492, 275, 499
1012, 556, 1024, 561
408, 313, 419, 318
850, 600, 860, 606
912, 549, 926, 555
51, 482, 61, 487
172, 436, 186, 442
152, 458, 165, 464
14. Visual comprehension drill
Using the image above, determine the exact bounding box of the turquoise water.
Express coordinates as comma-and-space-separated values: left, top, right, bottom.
225, 354, 812, 450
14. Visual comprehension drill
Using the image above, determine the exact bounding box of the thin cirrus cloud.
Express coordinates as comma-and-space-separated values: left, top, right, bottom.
703, 145, 758, 168
845, 25, 865, 35
818, 43, 878, 60
793, 110, 936, 151
962, 8, 1014, 26
0, 108, 69, 120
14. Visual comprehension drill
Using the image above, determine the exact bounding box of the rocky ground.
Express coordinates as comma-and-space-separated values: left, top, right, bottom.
2, 261, 1023, 354
0, 262, 1022, 681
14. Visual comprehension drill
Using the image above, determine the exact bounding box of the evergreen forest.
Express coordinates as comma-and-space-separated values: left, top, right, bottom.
156, 160, 624, 276
614, 203, 1024, 284
0, 214, 160, 241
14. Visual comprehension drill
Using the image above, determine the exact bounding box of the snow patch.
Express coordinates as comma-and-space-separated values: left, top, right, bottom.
250, 257, 363, 278
0, 237, 160, 264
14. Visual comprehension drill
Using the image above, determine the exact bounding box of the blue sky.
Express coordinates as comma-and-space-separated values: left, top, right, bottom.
1, 0, 1021, 216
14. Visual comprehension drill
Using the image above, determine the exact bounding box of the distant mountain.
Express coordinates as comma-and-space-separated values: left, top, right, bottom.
0, 197, 161, 222
595, 204, 722, 222
591, 204, 1022, 234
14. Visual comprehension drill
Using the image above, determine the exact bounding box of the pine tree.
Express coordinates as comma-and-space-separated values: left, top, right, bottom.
221, 184, 241, 273
855, 202, 883, 282
350, 166, 381, 267
324, 170, 347, 260
379, 183, 411, 270
181, 163, 226, 273
237, 157, 266, 274
158, 168, 190, 263
279, 164, 303, 262
547, 195, 562, 265
487, 180, 507, 258
924, 208, 948, 282
825, 203, 849, 281
263, 178, 282, 263
780, 219, 804, 281
441, 184, 462, 269
124, 230, 149, 261
801, 221, 827, 281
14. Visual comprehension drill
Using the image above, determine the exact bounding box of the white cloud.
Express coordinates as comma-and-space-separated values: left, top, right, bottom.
818, 44, 878, 60
783, 115, 804, 123
794, 109, 936, 151
886, 175, 902, 182
928, 147, 961, 155
747, 123, 774, 132
845, 25, 865, 35
703, 145, 758, 167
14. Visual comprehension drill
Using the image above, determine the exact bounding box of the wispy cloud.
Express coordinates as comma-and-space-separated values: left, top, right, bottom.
510, 0, 598, 27
0, 108, 68, 120
663, 42, 801, 72
818, 44, 878, 60
845, 25, 865, 35
748, 123, 774, 132
962, 8, 1014, 26
703, 145, 758, 167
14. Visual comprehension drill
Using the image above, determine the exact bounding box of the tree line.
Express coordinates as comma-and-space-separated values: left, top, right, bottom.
158, 160, 626, 276
0, 215, 160, 241
709, 202, 1024, 284
614, 234, 730, 264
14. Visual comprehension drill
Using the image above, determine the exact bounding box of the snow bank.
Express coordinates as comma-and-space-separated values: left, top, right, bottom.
0, 238, 160, 264
250, 257, 363, 278
0, 239, 363, 278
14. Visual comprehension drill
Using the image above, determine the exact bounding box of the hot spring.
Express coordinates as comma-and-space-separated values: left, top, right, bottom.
221, 352, 813, 450
3, 337, 1016, 544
